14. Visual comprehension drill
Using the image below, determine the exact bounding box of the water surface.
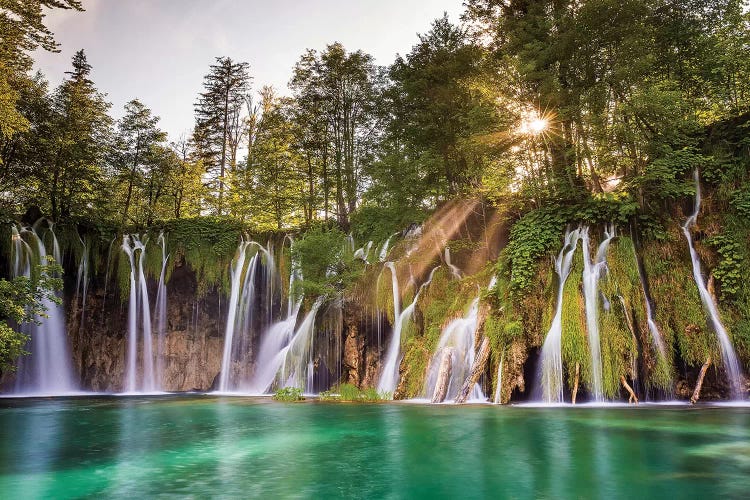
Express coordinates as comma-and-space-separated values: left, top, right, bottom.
0, 396, 748, 499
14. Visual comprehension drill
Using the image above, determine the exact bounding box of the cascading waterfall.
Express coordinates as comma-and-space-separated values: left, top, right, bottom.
377, 265, 438, 396
154, 232, 169, 388
682, 170, 744, 398
378, 234, 397, 262
242, 241, 303, 394
218, 241, 267, 392
424, 297, 485, 402
10, 224, 76, 394
538, 228, 581, 403
493, 352, 504, 404
278, 298, 324, 392
218, 241, 252, 392
122, 235, 156, 393
581, 224, 616, 402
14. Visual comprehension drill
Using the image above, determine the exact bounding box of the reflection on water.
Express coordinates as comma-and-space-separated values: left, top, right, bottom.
0, 397, 748, 498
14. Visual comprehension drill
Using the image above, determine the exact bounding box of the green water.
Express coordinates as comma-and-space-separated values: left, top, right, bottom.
0, 397, 748, 499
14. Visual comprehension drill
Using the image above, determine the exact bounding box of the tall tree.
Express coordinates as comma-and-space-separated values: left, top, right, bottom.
375, 14, 503, 206
194, 57, 251, 216
244, 88, 306, 230
290, 43, 380, 228
0, 0, 83, 142
112, 99, 166, 226
45, 50, 112, 220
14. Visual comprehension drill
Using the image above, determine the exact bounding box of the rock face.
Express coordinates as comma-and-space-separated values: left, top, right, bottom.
341, 301, 382, 389
67, 261, 227, 392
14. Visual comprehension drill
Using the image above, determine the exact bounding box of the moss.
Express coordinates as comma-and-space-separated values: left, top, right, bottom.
642, 226, 715, 367
395, 264, 493, 398
560, 247, 590, 391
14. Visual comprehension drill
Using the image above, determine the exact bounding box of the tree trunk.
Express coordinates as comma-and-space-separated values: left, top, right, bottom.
219, 85, 230, 216
620, 376, 639, 404
691, 357, 712, 404
431, 348, 453, 404
455, 336, 491, 404
572, 362, 580, 404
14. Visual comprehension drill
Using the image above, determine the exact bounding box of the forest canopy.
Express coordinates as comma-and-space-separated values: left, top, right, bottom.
0, 0, 749, 238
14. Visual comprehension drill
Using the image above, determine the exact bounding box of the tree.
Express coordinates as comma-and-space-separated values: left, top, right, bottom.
194, 57, 251, 216
373, 14, 505, 208
243, 88, 306, 230
0, 0, 83, 142
0, 263, 63, 371
167, 137, 205, 219
111, 99, 167, 226
290, 43, 380, 228
44, 50, 112, 220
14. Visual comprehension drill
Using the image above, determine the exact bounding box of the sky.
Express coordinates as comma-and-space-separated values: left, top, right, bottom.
34, 0, 466, 141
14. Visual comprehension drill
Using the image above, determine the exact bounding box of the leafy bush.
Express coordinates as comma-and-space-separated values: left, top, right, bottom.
0, 262, 63, 370
505, 208, 566, 292
292, 226, 363, 298
272, 387, 304, 401
349, 204, 427, 245
630, 148, 707, 202
708, 226, 748, 301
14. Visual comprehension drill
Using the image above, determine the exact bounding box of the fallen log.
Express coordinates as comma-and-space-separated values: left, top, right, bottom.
620, 376, 639, 404
572, 363, 580, 405
690, 357, 712, 404
455, 336, 491, 404
431, 348, 453, 403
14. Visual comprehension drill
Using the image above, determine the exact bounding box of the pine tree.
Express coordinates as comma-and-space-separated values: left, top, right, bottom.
193, 57, 251, 216
46, 49, 112, 220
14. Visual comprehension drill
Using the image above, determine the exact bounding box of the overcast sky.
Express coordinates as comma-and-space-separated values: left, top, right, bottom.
34, 0, 466, 141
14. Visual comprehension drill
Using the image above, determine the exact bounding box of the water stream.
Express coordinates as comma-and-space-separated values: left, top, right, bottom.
538, 228, 581, 403
581, 224, 616, 402
10, 224, 76, 394
681, 170, 743, 398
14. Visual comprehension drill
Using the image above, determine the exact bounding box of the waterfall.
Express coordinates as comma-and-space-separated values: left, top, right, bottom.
538, 228, 581, 403
634, 247, 667, 357
121, 235, 156, 393
493, 352, 504, 404
75, 234, 89, 323
271, 298, 323, 392
10, 224, 76, 394
444, 248, 463, 279
243, 242, 304, 394
218, 241, 252, 392
154, 232, 169, 389
354, 241, 373, 262
378, 234, 397, 262
682, 170, 744, 399
424, 297, 484, 402
581, 224, 616, 402
377, 266, 438, 396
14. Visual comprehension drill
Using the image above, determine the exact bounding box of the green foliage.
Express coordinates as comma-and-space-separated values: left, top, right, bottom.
642, 230, 714, 367
505, 208, 567, 293
162, 217, 246, 295
559, 248, 590, 390
292, 226, 363, 298
319, 383, 388, 402
0, 262, 63, 370
707, 231, 746, 300
731, 186, 750, 219
349, 205, 425, 245
272, 387, 304, 402
631, 148, 707, 203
